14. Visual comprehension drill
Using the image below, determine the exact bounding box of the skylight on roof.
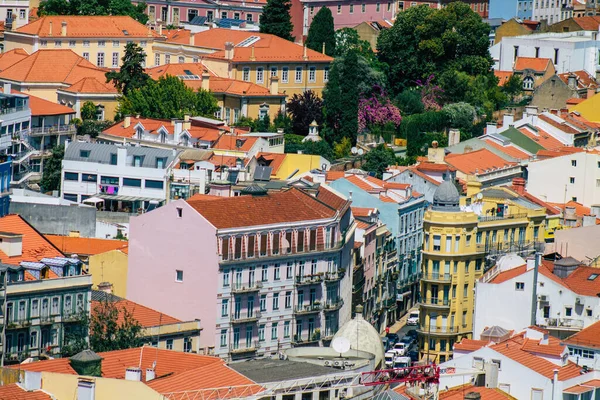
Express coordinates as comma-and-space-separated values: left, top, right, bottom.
178, 75, 200, 80
236, 36, 260, 47
122, 30, 129, 36
588, 274, 599, 281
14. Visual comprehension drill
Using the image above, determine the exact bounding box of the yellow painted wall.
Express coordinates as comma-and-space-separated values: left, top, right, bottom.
88, 250, 128, 298
40, 371, 164, 400
571, 93, 600, 122
274, 154, 324, 180
10, 84, 62, 102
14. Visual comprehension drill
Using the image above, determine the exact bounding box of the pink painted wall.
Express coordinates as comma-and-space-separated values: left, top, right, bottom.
362, 225, 377, 299
127, 199, 219, 350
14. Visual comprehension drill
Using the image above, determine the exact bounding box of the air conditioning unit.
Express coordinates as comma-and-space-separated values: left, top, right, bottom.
538, 295, 547, 302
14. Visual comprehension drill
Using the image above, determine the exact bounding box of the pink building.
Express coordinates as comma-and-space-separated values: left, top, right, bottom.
143, 0, 266, 26
127, 185, 355, 360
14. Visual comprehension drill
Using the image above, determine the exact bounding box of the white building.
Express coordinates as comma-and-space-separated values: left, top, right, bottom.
61, 142, 206, 211
474, 254, 600, 341
491, 31, 600, 75
527, 150, 600, 206
0, 0, 33, 31
531, 0, 573, 24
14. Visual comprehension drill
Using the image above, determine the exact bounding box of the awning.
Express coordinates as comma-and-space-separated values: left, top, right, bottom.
82, 197, 104, 205
95, 193, 163, 202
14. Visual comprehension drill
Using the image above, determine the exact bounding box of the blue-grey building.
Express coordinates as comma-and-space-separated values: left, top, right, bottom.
490, 0, 532, 20
0, 156, 10, 217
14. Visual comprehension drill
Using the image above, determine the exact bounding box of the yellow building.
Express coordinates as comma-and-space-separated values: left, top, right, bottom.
4, 16, 163, 69
155, 28, 333, 97
249, 152, 331, 180
570, 93, 600, 122
419, 179, 546, 362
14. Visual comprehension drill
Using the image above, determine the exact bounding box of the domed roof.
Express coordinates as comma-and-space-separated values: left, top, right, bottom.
432, 180, 460, 211
331, 307, 385, 368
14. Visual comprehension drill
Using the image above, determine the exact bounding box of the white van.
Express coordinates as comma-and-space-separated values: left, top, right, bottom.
406, 310, 420, 326
384, 351, 396, 368
391, 342, 407, 356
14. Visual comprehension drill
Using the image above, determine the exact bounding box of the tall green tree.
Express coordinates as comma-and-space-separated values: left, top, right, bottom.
106, 43, 150, 95
286, 90, 324, 136
335, 27, 373, 59
89, 299, 144, 352
118, 75, 219, 119
39, 0, 148, 23
362, 144, 397, 179
80, 101, 97, 121
260, 0, 294, 41
306, 7, 335, 56
40, 145, 64, 193
377, 3, 492, 97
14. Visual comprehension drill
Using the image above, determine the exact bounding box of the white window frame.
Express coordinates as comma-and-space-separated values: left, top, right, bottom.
309, 66, 316, 83
257, 67, 264, 83
295, 66, 302, 83
282, 67, 289, 83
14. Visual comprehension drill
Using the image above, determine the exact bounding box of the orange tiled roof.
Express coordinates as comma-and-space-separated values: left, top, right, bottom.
63, 76, 118, 94
567, 98, 585, 105
564, 379, 600, 394
439, 384, 516, 400
514, 57, 552, 72
538, 114, 580, 134
517, 126, 565, 150
379, 195, 398, 203
0, 383, 51, 399
536, 146, 584, 159
92, 298, 180, 327
0, 49, 109, 85
27, 93, 76, 116
482, 138, 531, 160
0, 48, 29, 71
0, 214, 63, 264
409, 167, 441, 186
255, 152, 286, 174
558, 70, 598, 90
103, 116, 224, 142
495, 70, 513, 86
212, 134, 258, 152
453, 339, 490, 352
564, 321, 600, 349
445, 148, 517, 175
573, 16, 600, 30
356, 220, 374, 230
15, 16, 161, 38
352, 207, 376, 217
415, 162, 456, 173
489, 264, 528, 284
345, 174, 384, 192
325, 171, 345, 182
186, 187, 343, 229
547, 200, 592, 218
521, 336, 566, 357
562, 266, 600, 297
315, 185, 348, 210
209, 153, 241, 170
44, 235, 128, 256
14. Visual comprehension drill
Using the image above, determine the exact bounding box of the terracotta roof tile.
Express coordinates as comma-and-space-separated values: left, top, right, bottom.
573, 16, 600, 31
547, 201, 592, 218
562, 266, 600, 297
538, 114, 580, 134
564, 321, 600, 349
103, 116, 223, 142
445, 148, 517, 175
352, 207, 376, 217
314, 185, 348, 211
355, 220, 373, 230
495, 70, 513, 86
439, 384, 516, 400
415, 162, 456, 173
325, 171, 345, 182
15, 16, 160, 38
409, 167, 441, 185
44, 235, 128, 256
187, 187, 342, 229
379, 195, 397, 203
514, 57, 552, 72
63, 77, 118, 94
517, 126, 565, 150
255, 152, 286, 174
0, 48, 29, 71
0, 383, 51, 400
453, 339, 490, 352
482, 138, 531, 160
0, 214, 63, 264
564, 379, 600, 394
558, 70, 598, 90
521, 337, 566, 357
567, 97, 585, 105
536, 146, 584, 159
92, 298, 181, 327
0, 88, 75, 116
212, 134, 258, 152
489, 265, 528, 284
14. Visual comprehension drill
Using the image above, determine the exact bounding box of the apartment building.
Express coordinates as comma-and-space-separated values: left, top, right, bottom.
0, 87, 31, 154
0, 156, 9, 217
127, 185, 354, 360
489, 0, 533, 19
4, 16, 163, 68
531, 0, 574, 23
0, 214, 92, 363
0, 0, 34, 30
60, 142, 193, 211
418, 179, 546, 362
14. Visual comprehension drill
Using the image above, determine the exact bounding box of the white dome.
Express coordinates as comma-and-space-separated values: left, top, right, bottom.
331, 308, 385, 368
497, 253, 526, 272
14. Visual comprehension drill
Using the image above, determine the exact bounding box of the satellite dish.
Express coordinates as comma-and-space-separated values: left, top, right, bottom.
357, 149, 364, 156
351, 147, 358, 155
332, 337, 351, 354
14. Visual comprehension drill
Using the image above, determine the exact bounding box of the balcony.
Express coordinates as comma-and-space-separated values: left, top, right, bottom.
324, 299, 344, 312
324, 269, 345, 282
230, 311, 261, 324
231, 281, 263, 294
6, 318, 31, 329
383, 297, 397, 309
417, 325, 462, 336
230, 341, 259, 354
295, 274, 323, 286
39, 315, 54, 325
295, 303, 322, 315
540, 317, 584, 331
478, 212, 528, 223
421, 298, 450, 310
421, 273, 452, 283
27, 125, 77, 137
292, 332, 321, 346
5, 350, 30, 362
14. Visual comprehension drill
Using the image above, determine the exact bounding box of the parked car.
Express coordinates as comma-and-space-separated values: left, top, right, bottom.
386, 333, 400, 346
408, 350, 419, 363
400, 335, 415, 349
406, 329, 418, 340
391, 342, 408, 356
406, 310, 420, 326
384, 351, 396, 368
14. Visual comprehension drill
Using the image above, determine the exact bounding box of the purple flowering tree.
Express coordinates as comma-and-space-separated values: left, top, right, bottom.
416, 75, 443, 111
358, 86, 402, 133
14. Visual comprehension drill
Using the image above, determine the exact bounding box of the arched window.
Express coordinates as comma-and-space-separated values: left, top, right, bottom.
523, 77, 534, 90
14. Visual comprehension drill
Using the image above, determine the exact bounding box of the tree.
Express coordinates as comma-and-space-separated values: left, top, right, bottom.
89, 299, 144, 352
39, 0, 148, 23
286, 90, 324, 136
260, 0, 294, 41
306, 7, 336, 56
118, 75, 219, 119
106, 43, 149, 95
377, 3, 492, 97
80, 101, 97, 121
284, 134, 334, 161
396, 88, 424, 116
61, 311, 90, 357
40, 145, 64, 193
362, 144, 397, 179
442, 102, 477, 130
502, 74, 524, 104
358, 86, 402, 133
335, 28, 374, 59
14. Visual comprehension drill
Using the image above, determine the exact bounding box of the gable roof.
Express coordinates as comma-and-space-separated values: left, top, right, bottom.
102, 116, 224, 142
62, 76, 118, 94
481, 137, 531, 160
495, 71, 513, 86
453, 339, 490, 352
439, 384, 516, 400
255, 152, 286, 174
572, 16, 600, 31
538, 114, 581, 134
514, 57, 553, 73
564, 320, 600, 349
557, 70, 598, 90
212, 134, 258, 152
444, 148, 517, 175
0, 48, 29, 71
186, 187, 344, 229
0, 214, 63, 264
92, 293, 181, 328
44, 235, 128, 256
514, 126, 564, 150
0, 383, 52, 400
15, 16, 160, 38
27, 93, 76, 116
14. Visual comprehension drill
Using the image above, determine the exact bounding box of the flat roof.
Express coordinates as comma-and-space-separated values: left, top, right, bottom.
228, 359, 338, 383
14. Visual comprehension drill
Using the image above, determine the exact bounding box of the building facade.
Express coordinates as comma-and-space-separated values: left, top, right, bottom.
531, 0, 574, 23
0, 156, 10, 217
127, 186, 355, 360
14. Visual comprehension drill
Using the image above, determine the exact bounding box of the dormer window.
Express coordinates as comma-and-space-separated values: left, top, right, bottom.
133, 155, 144, 167
80, 150, 90, 158
136, 126, 143, 139
156, 157, 167, 169
110, 153, 117, 165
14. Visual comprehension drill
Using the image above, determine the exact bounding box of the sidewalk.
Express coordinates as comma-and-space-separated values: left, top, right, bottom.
382, 306, 418, 336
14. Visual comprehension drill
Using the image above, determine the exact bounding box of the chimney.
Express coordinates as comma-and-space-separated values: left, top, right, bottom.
77, 378, 95, 400
61, 21, 67, 36
512, 177, 526, 194
552, 369, 559, 400
466, 177, 482, 197
0, 233, 23, 257
68, 231, 80, 238
524, 105, 538, 117
526, 256, 535, 271
189, 33, 195, 46
158, 24, 163, 35
183, 114, 191, 130
503, 113, 514, 127
146, 368, 156, 381
48, 21, 53, 36
486, 122, 497, 135
224, 42, 234, 60
250, 45, 256, 61
201, 72, 210, 91
565, 206, 576, 220
568, 73, 577, 89
270, 76, 279, 95
123, 115, 131, 128
322, 42, 326, 54
3, 82, 11, 94
173, 120, 183, 135
303, 45, 308, 60
125, 367, 142, 381
97, 282, 113, 294
117, 147, 127, 166
448, 128, 460, 146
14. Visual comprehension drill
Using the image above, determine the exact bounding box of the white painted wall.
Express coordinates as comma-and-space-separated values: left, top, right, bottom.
531, 0, 573, 23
